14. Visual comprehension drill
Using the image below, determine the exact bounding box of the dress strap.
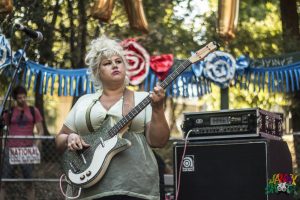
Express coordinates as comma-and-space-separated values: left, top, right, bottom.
122, 88, 134, 117
122, 88, 135, 130
85, 99, 98, 133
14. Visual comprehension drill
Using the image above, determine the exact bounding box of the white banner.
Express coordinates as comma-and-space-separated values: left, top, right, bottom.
9, 146, 41, 165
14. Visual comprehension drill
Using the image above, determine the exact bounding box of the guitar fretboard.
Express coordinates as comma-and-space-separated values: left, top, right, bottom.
107, 59, 192, 137
106, 41, 218, 138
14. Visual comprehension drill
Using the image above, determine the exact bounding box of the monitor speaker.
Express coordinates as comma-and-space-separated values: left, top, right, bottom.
173, 138, 293, 200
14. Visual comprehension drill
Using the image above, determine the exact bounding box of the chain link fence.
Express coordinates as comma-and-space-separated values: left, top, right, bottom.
0, 136, 66, 200
0, 136, 175, 200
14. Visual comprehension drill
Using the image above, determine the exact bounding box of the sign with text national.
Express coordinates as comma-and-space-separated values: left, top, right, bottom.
9, 146, 41, 165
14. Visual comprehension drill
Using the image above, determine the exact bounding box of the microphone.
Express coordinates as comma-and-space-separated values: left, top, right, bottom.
14, 23, 43, 42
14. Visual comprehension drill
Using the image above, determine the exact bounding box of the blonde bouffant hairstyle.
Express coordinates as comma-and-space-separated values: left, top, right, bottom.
85, 35, 129, 91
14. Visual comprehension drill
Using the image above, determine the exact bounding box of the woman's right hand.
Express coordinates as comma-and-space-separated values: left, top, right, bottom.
67, 133, 90, 151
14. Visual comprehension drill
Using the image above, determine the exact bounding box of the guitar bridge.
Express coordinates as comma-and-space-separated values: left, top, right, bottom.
99, 137, 105, 147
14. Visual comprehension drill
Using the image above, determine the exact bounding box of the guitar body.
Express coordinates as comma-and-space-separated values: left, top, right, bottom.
61, 118, 131, 188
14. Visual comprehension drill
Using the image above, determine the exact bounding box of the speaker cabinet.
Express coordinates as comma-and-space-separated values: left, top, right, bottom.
174, 139, 293, 200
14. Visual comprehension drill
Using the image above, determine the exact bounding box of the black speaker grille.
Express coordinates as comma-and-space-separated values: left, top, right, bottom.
174, 139, 293, 200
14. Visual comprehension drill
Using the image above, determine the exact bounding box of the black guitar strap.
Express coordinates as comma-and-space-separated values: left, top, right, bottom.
85, 88, 134, 133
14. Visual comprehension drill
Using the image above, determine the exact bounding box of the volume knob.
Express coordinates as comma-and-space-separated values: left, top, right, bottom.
86, 171, 92, 176
80, 174, 85, 180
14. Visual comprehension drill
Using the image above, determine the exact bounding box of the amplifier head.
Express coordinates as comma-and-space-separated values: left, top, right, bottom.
181, 108, 283, 140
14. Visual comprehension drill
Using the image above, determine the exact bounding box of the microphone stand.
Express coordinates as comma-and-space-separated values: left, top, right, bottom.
0, 37, 32, 190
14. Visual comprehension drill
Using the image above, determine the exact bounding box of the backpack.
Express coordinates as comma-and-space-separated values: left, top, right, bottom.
8, 106, 36, 125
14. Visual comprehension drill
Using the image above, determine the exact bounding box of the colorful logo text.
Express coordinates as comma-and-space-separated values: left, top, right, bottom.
265, 173, 297, 195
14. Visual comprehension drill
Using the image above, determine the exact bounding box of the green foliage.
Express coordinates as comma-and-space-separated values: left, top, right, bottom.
0, 0, 297, 128
198, 0, 293, 112
0, 0, 295, 68
204, 0, 284, 57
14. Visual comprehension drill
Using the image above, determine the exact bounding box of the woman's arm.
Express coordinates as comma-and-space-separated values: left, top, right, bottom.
146, 86, 170, 148
55, 125, 72, 152
55, 125, 89, 153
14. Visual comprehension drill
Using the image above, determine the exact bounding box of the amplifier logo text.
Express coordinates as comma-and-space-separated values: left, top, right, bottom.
182, 155, 194, 172
265, 173, 297, 195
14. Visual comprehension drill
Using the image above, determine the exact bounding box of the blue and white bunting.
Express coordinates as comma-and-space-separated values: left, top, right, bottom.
203, 51, 236, 88
2, 31, 300, 96
0, 34, 11, 70
23, 61, 93, 96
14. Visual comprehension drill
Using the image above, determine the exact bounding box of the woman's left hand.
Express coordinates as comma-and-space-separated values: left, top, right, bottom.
150, 84, 165, 111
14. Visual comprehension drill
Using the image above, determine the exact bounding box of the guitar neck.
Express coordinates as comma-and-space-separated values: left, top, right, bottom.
107, 41, 218, 137
108, 60, 192, 137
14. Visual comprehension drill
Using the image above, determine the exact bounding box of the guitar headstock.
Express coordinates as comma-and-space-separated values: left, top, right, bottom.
189, 41, 219, 63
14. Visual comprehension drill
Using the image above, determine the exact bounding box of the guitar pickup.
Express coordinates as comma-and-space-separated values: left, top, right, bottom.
69, 161, 80, 173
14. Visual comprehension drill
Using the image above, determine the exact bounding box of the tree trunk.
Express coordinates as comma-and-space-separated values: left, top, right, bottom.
78, 0, 87, 68
34, 1, 61, 135
67, 0, 76, 69
35, 73, 50, 135
279, 0, 300, 52
72, 0, 88, 105
280, 0, 300, 172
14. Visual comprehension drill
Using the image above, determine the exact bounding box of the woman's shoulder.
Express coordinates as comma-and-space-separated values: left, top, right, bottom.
76, 92, 100, 104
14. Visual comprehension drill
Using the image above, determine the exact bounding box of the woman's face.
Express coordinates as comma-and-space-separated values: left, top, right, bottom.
98, 55, 126, 87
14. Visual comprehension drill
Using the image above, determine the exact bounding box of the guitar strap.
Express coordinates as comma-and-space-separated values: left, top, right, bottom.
122, 88, 135, 117
85, 88, 134, 133
86, 99, 97, 133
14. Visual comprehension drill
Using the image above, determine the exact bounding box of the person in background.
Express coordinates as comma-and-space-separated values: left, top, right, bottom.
0, 85, 44, 200
55, 36, 170, 200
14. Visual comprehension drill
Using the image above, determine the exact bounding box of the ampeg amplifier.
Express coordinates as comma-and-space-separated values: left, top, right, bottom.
173, 139, 293, 200
181, 108, 283, 140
